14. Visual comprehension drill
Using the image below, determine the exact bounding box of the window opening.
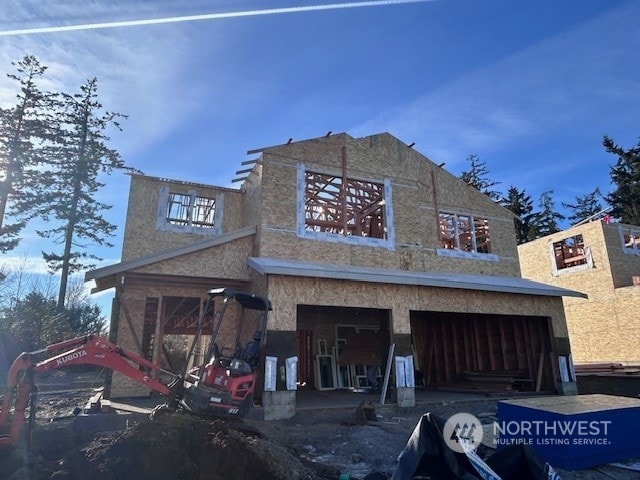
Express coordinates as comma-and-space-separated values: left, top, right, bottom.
620, 226, 640, 255
473, 217, 491, 253
166, 192, 216, 229
167, 193, 191, 226
553, 234, 588, 270
157, 186, 222, 235
438, 212, 491, 254
304, 170, 386, 239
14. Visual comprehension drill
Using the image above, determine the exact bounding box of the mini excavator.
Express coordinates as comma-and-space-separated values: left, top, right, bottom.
0, 288, 271, 447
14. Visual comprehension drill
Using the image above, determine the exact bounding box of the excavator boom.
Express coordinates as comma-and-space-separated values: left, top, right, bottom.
0, 334, 180, 447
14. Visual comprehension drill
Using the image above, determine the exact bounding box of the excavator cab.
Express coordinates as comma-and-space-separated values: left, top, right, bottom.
180, 288, 271, 419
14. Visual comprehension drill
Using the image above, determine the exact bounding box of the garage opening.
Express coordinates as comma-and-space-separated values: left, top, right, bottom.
296, 305, 391, 391
411, 312, 556, 394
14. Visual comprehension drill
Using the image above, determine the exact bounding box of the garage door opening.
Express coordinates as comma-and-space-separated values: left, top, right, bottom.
297, 305, 391, 391
411, 311, 557, 394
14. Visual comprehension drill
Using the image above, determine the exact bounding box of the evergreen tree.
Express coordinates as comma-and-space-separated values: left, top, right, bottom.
0, 56, 57, 252
562, 188, 604, 226
65, 301, 106, 337
459, 154, 502, 201
603, 135, 640, 225
34, 77, 134, 307
0, 291, 64, 358
0, 289, 105, 365
500, 186, 536, 244
531, 191, 565, 238
64, 277, 106, 335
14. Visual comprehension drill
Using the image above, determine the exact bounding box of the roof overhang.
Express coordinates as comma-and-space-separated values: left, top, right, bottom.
85, 226, 256, 292
247, 257, 587, 299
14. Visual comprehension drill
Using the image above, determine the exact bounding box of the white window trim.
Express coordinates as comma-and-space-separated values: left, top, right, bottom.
436, 248, 499, 262
296, 163, 395, 250
156, 186, 223, 235
549, 241, 593, 277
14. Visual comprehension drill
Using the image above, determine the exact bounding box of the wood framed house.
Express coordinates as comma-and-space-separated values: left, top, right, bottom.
86, 132, 583, 419
518, 220, 640, 365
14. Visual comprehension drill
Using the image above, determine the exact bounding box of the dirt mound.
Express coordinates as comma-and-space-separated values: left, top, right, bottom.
1, 412, 334, 480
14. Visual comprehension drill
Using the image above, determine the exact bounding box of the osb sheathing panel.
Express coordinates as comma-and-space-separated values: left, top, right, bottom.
240, 164, 263, 254
130, 235, 253, 280
518, 221, 640, 363
257, 133, 520, 277
259, 161, 297, 232
564, 286, 640, 363
263, 275, 568, 339
122, 175, 245, 260
518, 222, 613, 302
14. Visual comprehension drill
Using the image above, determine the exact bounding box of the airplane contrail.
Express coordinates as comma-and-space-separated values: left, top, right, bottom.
0, 0, 434, 37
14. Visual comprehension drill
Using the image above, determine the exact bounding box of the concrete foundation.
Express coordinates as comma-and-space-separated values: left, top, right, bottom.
263, 391, 296, 420
557, 381, 578, 395
396, 386, 416, 408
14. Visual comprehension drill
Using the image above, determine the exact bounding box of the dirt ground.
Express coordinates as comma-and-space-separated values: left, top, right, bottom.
2, 370, 640, 480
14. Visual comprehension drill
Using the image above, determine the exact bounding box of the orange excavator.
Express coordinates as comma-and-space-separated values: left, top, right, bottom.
0, 287, 271, 447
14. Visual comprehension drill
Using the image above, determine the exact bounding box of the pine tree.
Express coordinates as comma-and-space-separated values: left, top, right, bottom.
603, 135, 640, 225
0, 289, 105, 362
459, 154, 502, 201
34, 77, 134, 307
562, 188, 603, 226
531, 191, 565, 238
0, 291, 67, 357
500, 186, 536, 244
0, 56, 57, 252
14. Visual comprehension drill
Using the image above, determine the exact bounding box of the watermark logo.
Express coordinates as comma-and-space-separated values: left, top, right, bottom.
443, 412, 484, 453
493, 419, 612, 447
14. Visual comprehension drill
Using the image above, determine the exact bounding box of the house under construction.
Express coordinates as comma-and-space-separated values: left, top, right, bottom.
86, 132, 584, 419
518, 219, 640, 365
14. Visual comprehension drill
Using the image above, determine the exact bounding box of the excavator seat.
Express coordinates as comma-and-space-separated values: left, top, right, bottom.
240, 331, 262, 367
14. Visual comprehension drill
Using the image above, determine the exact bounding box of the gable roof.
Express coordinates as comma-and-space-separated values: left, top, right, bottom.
248, 132, 515, 220
85, 226, 256, 288
247, 256, 587, 299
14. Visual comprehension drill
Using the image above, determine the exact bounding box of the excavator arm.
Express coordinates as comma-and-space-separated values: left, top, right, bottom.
0, 334, 181, 447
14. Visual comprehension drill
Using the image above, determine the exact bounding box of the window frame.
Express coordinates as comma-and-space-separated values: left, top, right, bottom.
619, 225, 640, 256
297, 163, 395, 249
157, 186, 223, 235
549, 233, 593, 276
436, 211, 497, 261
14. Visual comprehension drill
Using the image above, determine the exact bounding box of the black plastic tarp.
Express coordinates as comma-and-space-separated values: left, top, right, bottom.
388, 413, 561, 480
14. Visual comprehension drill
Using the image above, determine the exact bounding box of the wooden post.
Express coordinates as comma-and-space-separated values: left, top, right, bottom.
425, 341, 435, 386
152, 296, 164, 376
431, 170, 441, 243
536, 344, 545, 392
341, 146, 348, 235
115, 286, 142, 353
380, 343, 396, 405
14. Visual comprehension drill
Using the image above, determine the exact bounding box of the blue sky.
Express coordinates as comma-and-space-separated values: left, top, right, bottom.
0, 0, 639, 311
